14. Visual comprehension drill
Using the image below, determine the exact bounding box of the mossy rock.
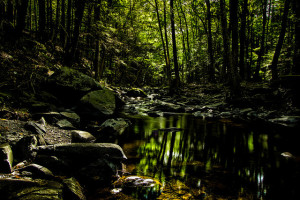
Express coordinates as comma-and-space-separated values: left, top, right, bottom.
78, 89, 116, 118
47, 67, 102, 102
126, 88, 147, 97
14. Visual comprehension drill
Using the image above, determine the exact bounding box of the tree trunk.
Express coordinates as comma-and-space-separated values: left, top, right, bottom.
229, 0, 240, 95
170, 0, 180, 89
271, 0, 291, 81
239, 0, 248, 80
220, 0, 230, 81
94, 4, 101, 80
164, 0, 171, 86
38, 0, 46, 39
293, 0, 300, 74
51, 0, 60, 41
60, 0, 66, 46
16, 0, 29, 34
254, 0, 267, 80
7, 0, 14, 24
205, 0, 214, 82
154, 0, 171, 86
65, 0, 72, 48
65, 0, 85, 65
0, 2, 4, 23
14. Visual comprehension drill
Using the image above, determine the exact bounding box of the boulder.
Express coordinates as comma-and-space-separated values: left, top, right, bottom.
78, 89, 116, 118
71, 130, 96, 143
60, 112, 80, 125
126, 88, 147, 97
0, 143, 13, 173
63, 177, 86, 200
34, 143, 127, 184
193, 111, 216, 119
95, 118, 130, 142
18, 163, 54, 179
34, 143, 127, 161
34, 155, 70, 176
33, 112, 61, 124
56, 119, 76, 130
269, 116, 300, 127
13, 136, 38, 162
0, 178, 64, 200
25, 121, 46, 135
46, 67, 102, 101
77, 158, 121, 185
153, 100, 183, 112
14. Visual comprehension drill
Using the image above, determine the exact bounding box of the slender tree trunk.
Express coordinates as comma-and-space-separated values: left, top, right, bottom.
47, 0, 53, 33
154, 0, 171, 86
38, 0, 46, 39
60, 0, 66, 46
52, 0, 60, 41
164, 0, 171, 85
94, 4, 101, 80
239, 0, 248, 80
205, 0, 214, 82
65, 0, 85, 65
229, 0, 240, 94
16, 0, 29, 34
220, 0, 230, 81
28, 0, 32, 31
170, 0, 180, 89
177, 6, 186, 79
85, 5, 92, 51
293, 0, 300, 74
271, 0, 291, 81
254, 0, 267, 80
7, 0, 14, 24
65, 0, 72, 48
0, 2, 4, 23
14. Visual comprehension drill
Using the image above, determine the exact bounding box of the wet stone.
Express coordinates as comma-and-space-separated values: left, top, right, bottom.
114, 176, 162, 199
0, 143, 13, 173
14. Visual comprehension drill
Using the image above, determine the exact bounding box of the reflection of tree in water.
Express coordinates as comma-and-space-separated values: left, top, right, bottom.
121, 114, 300, 199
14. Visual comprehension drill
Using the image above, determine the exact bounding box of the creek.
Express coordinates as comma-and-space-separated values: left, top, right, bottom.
111, 114, 300, 200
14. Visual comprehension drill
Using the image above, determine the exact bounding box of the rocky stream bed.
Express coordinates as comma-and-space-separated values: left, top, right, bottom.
1, 67, 300, 200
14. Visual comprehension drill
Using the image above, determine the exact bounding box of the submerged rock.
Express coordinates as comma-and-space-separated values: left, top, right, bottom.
114, 176, 162, 199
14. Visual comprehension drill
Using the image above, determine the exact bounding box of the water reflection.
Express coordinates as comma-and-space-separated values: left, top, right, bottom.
117, 114, 300, 199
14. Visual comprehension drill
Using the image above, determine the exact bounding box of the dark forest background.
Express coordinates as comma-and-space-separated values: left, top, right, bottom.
0, 0, 299, 94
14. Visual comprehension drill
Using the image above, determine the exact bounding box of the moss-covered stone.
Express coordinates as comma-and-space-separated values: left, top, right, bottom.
78, 89, 116, 118
47, 67, 102, 101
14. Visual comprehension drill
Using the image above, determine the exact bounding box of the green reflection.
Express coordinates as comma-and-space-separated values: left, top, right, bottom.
119, 114, 291, 200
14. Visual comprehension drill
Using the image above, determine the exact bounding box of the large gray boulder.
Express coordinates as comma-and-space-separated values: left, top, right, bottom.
47, 67, 102, 101
34, 143, 127, 161
78, 89, 116, 118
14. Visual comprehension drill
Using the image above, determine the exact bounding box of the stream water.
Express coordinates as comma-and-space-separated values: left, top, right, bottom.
93, 114, 300, 199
